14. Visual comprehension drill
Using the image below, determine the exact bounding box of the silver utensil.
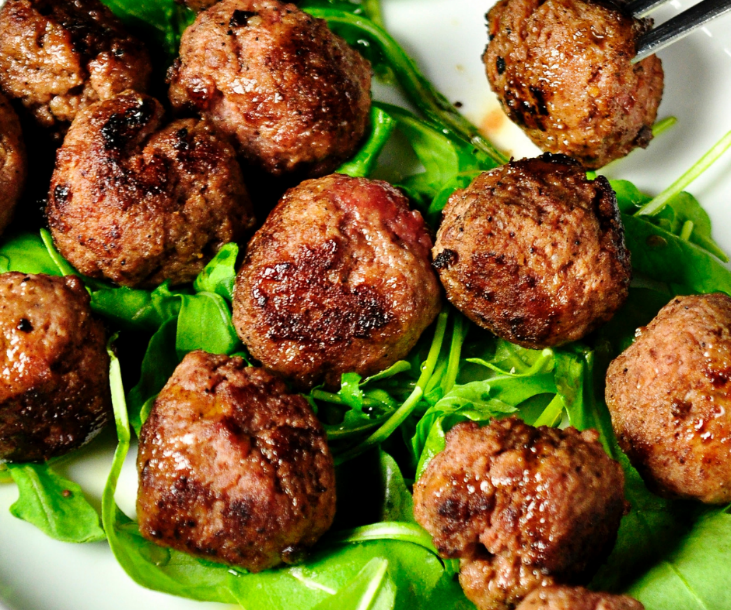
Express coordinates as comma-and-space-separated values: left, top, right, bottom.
631, 0, 731, 62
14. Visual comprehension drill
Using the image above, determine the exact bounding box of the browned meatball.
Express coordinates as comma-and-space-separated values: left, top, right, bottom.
47, 90, 255, 288
433, 154, 630, 349
606, 293, 731, 504
178, 0, 219, 10
0, 92, 25, 234
232, 173, 441, 389
168, 0, 372, 178
484, 0, 664, 169
0, 273, 111, 462
137, 350, 336, 572
0, 0, 151, 138
517, 587, 644, 610
413, 418, 627, 610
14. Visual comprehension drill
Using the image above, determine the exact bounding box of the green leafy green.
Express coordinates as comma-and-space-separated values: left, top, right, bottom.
176, 292, 241, 358
7, 462, 105, 543
193, 243, 239, 302
0, 231, 62, 276
338, 107, 397, 178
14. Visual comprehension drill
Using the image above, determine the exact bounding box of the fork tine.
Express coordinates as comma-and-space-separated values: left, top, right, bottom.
625, 0, 671, 18
633, 0, 731, 62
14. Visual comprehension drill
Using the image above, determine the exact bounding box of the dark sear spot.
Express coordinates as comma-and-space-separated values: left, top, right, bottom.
229, 10, 257, 28
101, 98, 156, 151
16, 318, 33, 333
433, 249, 458, 270
496, 56, 506, 74
53, 184, 71, 206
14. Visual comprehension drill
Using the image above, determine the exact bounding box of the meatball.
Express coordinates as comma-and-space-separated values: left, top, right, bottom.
0, 273, 111, 462
484, 0, 664, 169
136, 350, 336, 572
0, 0, 151, 138
0, 92, 25, 234
47, 90, 255, 288
433, 154, 630, 349
517, 587, 644, 610
413, 418, 627, 610
606, 293, 731, 504
232, 173, 441, 389
178, 0, 219, 10
168, 0, 372, 178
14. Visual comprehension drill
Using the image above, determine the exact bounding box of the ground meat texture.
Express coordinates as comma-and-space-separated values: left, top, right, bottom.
433, 154, 630, 349
413, 418, 627, 610
0, 273, 111, 462
47, 90, 255, 288
177, 0, 220, 10
0, 93, 25, 234
137, 350, 336, 571
168, 0, 371, 178
606, 293, 731, 504
484, 0, 664, 169
517, 587, 644, 610
232, 173, 441, 389
0, 0, 151, 138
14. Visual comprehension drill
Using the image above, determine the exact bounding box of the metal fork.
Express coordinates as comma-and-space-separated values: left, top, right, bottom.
630, 0, 731, 62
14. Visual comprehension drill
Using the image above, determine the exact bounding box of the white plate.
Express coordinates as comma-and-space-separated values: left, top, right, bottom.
2, 0, 731, 608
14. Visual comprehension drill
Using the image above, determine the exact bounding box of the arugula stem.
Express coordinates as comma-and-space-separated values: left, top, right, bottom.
637, 130, 731, 216
312, 389, 385, 408
533, 394, 564, 427
337, 106, 396, 177
334, 310, 449, 464
440, 313, 468, 397
306, 8, 508, 165
652, 116, 677, 138
323, 522, 437, 555
680, 220, 695, 241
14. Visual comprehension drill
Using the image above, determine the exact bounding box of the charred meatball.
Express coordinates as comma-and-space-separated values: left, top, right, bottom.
137, 350, 336, 572
47, 90, 255, 288
0, 0, 151, 137
0, 92, 25, 234
484, 0, 664, 169
606, 293, 731, 504
517, 587, 644, 610
414, 418, 627, 610
433, 154, 630, 349
168, 0, 372, 178
232, 173, 441, 389
0, 273, 111, 462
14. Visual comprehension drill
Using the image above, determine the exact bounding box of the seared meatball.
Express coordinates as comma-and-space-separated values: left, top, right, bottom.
414, 418, 627, 610
484, 0, 664, 169
168, 0, 371, 178
137, 350, 336, 572
0, 0, 151, 138
0, 273, 111, 462
517, 587, 644, 610
433, 154, 630, 349
606, 293, 731, 504
233, 173, 441, 389
0, 92, 25, 234
178, 0, 219, 10
47, 90, 255, 288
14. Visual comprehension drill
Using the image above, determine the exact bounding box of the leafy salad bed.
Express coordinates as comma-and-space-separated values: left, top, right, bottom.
2, 0, 731, 609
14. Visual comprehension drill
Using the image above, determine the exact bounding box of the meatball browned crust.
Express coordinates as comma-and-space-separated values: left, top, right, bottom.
433, 155, 630, 349
0, 92, 25, 234
47, 90, 255, 288
137, 350, 336, 572
414, 418, 627, 610
606, 293, 731, 504
0, 273, 111, 462
168, 0, 372, 178
233, 173, 442, 389
0, 0, 151, 137
517, 587, 644, 610
484, 0, 664, 169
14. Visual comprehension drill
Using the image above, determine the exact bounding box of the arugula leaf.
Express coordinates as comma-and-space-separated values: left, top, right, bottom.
176, 292, 241, 359
311, 558, 396, 610
338, 107, 397, 178
193, 242, 239, 302
378, 451, 416, 524
0, 231, 61, 275
7, 462, 105, 543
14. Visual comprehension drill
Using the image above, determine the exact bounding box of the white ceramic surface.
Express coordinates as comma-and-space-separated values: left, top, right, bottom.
2, 0, 731, 608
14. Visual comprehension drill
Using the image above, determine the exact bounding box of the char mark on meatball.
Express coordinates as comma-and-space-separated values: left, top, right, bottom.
233, 173, 442, 390
0, 0, 151, 136
484, 0, 664, 168
168, 0, 372, 178
433, 154, 630, 349
413, 417, 627, 610
136, 350, 336, 572
606, 292, 731, 504
0, 272, 111, 462
47, 90, 255, 288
